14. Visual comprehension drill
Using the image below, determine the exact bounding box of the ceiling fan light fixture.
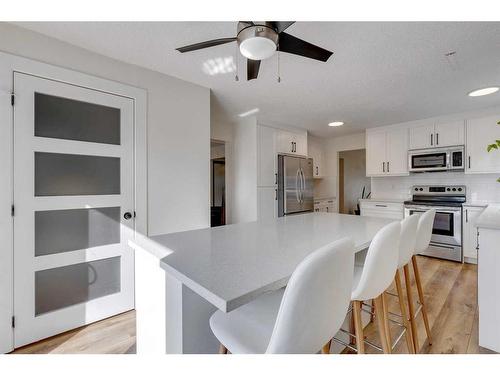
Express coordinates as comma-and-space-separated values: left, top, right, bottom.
239, 37, 276, 60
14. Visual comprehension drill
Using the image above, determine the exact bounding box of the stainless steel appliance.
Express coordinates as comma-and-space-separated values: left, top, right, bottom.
277, 155, 314, 216
408, 146, 464, 173
404, 185, 466, 262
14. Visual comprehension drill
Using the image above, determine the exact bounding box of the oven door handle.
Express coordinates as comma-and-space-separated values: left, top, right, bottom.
405, 205, 461, 212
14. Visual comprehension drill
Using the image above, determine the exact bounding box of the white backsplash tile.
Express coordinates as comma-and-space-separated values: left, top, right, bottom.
371, 172, 500, 204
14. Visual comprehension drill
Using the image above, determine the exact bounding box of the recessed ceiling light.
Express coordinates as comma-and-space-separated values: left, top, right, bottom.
239, 108, 260, 117
468, 87, 499, 97
328, 121, 344, 127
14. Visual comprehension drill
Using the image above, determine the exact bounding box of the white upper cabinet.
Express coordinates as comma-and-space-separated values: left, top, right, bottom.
276, 129, 308, 156
257, 125, 277, 187
366, 128, 409, 176
366, 131, 387, 176
435, 121, 465, 147
409, 121, 464, 149
308, 136, 325, 178
466, 115, 500, 174
409, 123, 434, 150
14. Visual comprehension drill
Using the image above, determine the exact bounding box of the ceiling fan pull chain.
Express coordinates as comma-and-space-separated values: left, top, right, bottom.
277, 45, 281, 83
235, 42, 239, 82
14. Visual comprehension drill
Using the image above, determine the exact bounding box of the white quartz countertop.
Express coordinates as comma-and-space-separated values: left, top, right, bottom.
129, 213, 395, 312
477, 204, 500, 230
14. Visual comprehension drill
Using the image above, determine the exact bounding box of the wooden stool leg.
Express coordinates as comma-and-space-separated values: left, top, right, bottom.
412, 255, 432, 345
349, 303, 356, 346
353, 300, 365, 354
219, 344, 228, 354
373, 295, 391, 354
395, 269, 415, 354
382, 292, 392, 351
322, 340, 331, 354
370, 299, 375, 323
404, 263, 419, 353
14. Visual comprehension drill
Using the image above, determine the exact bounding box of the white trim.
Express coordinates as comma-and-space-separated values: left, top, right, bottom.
0, 50, 147, 353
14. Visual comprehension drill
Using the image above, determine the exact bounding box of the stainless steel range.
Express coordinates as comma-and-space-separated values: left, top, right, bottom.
404, 185, 466, 262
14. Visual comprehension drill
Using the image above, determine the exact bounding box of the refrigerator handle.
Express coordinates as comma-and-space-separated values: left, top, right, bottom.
300, 168, 305, 203
295, 168, 301, 203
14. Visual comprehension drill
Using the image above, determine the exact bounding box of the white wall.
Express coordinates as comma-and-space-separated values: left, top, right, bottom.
339, 149, 371, 213
232, 116, 258, 223
0, 23, 210, 236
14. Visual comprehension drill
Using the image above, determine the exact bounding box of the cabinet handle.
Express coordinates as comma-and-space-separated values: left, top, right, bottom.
468, 156, 471, 169
316, 166, 318, 175
431, 133, 433, 146
375, 204, 388, 207
476, 229, 480, 251
436, 133, 439, 145
382, 162, 385, 173
387, 161, 390, 173
275, 189, 277, 201
275, 173, 278, 185
466, 209, 468, 223
291, 142, 294, 153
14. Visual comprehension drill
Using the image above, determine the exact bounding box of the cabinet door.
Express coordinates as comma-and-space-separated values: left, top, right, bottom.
309, 140, 324, 178
409, 123, 434, 149
276, 130, 295, 154
463, 207, 483, 261
366, 131, 386, 176
466, 115, 500, 173
435, 120, 465, 147
294, 132, 308, 156
386, 128, 409, 175
257, 187, 277, 220
258, 126, 277, 187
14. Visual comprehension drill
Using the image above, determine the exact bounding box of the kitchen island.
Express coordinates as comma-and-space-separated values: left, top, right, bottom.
129, 212, 394, 354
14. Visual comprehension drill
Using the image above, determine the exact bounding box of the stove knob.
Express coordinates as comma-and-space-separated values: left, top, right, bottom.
420, 188, 423, 191
447, 188, 451, 191
458, 187, 462, 191
415, 188, 418, 191
452, 188, 456, 191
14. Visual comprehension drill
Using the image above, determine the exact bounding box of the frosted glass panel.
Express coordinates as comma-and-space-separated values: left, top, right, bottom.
35, 257, 121, 316
35, 207, 120, 256
35, 152, 120, 196
34, 92, 121, 145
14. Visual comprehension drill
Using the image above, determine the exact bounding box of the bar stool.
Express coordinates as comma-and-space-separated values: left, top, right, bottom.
326, 221, 401, 354
209, 238, 355, 354
380, 215, 419, 354
405, 209, 435, 352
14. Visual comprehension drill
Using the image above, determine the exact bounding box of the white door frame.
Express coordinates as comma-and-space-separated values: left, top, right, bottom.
0, 51, 147, 353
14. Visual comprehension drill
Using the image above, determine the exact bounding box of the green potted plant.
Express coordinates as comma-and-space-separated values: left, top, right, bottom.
486, 120, 500, 182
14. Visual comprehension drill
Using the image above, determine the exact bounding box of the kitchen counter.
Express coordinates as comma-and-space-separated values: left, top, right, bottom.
477, 204, 500, 230
129, 212, 395, 353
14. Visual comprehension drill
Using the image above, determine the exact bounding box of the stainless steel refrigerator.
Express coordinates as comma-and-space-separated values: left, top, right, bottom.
277, 155, 314, 217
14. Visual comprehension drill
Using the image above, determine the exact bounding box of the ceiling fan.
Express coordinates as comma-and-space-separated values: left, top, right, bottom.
175, 21, 333, 81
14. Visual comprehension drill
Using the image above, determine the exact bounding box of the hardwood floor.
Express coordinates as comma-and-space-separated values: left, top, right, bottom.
12, 310, 136, 354
11, 256, 481, 354
360, 256, 479, 354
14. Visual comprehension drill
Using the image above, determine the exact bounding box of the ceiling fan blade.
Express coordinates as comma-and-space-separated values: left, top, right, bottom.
266, 21, 295, 33
247, 59, 261, 81
176, 37, 236, 53
278, 32, 333, 62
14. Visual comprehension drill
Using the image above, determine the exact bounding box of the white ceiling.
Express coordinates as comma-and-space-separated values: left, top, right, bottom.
14, 22, 500, 136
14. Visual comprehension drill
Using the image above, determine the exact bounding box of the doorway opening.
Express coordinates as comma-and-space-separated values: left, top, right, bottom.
210, 140, 226, 227
338, 149, 371, 215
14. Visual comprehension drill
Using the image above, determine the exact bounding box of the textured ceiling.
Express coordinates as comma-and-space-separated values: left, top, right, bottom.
14, 22, 500, 136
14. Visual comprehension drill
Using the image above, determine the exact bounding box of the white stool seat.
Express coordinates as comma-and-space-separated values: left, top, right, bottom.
210, 289, 285, 354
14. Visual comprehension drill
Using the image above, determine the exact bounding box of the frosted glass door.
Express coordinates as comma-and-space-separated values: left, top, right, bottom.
13, 73, 135, 348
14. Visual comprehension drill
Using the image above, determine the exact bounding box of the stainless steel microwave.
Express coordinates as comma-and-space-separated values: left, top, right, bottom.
408, 146, 464, 173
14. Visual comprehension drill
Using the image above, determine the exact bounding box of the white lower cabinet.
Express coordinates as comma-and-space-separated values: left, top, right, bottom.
360, 200, 404, 220
463, 206, 484, 263
257, 187, 277, 220
314, 199, 336, 213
